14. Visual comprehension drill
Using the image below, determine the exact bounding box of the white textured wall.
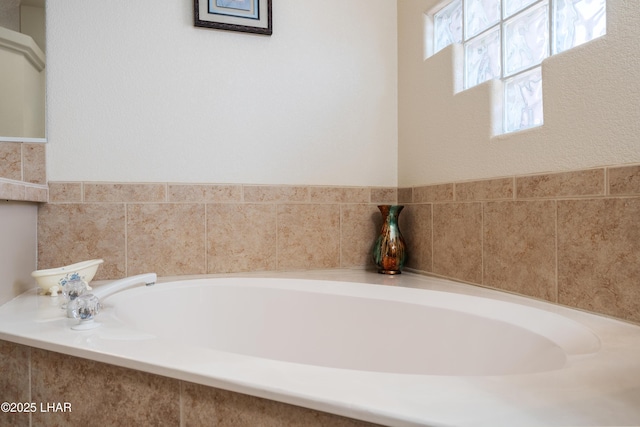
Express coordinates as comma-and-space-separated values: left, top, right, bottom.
46, 1, 398, 186
398, 0, 640, 186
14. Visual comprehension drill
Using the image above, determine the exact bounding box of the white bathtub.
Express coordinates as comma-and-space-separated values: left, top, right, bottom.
1, 269, 640, 426
108, 278, 597, 377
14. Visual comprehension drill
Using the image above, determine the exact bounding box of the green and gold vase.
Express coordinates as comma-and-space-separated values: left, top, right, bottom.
372, 205, 407, 274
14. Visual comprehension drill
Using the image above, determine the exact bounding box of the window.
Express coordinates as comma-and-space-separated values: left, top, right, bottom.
429, 0, 606, 133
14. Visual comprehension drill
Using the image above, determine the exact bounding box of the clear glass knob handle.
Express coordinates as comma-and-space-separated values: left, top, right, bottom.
70, 294, 101, 330
62, 277, 88, 316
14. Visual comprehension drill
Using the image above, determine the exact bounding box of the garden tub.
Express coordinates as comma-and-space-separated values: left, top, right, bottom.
1, 269, 639, 426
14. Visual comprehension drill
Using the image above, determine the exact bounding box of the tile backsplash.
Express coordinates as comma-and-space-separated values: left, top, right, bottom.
39, 183, 397, 278
399, 165, 640, 323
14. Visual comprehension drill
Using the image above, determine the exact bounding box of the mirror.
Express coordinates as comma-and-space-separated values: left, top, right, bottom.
0, 0, 45, 141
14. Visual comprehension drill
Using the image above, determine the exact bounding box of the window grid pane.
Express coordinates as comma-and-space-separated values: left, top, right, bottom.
504, 67, 544, 132
465, 0, 502, 39
503, 1, 550, 77
465, 26, 502, 89
504, 0, 539, 18
553, 0, 606, 54
434, 0, 463, 54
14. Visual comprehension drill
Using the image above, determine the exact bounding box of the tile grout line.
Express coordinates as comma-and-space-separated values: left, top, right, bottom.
481, 201, 485, 286
28, 346, 32, 427
204, 202, 208, 275
430, 203, 434, 272
124, 203, 128, 277
20, 143, 24, 182
554, 199, 559, 303
339, 204, 343, 268
275, 203, 279, 271
178, 381, 184, 427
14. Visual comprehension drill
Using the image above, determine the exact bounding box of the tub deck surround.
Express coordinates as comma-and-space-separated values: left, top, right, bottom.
1, 269, 640, 427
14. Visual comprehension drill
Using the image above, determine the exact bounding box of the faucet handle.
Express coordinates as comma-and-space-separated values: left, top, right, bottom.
62, 277, 88, 303
62, 277, 89, 317
70, 294, 101, 330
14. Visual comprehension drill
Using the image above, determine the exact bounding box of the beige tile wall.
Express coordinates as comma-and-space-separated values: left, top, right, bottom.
0, 340, 381, 427
0, 142, 48, 202
39, 183, 397, 279
399, 165, 640, 323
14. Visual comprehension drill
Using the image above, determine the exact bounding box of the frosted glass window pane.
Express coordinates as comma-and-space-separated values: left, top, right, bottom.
465, 27, 501, 89
465, 0, 501, 39
434, 0, 463, 54
504, 0, 538, 18
505, 67, 543, 132
554, 0, 606, 54
504, 1, 549, 76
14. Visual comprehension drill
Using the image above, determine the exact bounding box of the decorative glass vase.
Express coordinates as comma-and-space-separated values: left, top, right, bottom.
372, 205, 407, 274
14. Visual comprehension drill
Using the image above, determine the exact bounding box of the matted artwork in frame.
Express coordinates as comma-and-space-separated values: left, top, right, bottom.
194, 0, 272, 35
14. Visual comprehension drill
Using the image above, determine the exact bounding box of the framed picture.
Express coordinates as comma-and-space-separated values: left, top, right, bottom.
194, 0, 272, 35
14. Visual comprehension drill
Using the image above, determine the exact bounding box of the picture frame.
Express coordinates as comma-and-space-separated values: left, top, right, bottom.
194, 0, 272, 35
